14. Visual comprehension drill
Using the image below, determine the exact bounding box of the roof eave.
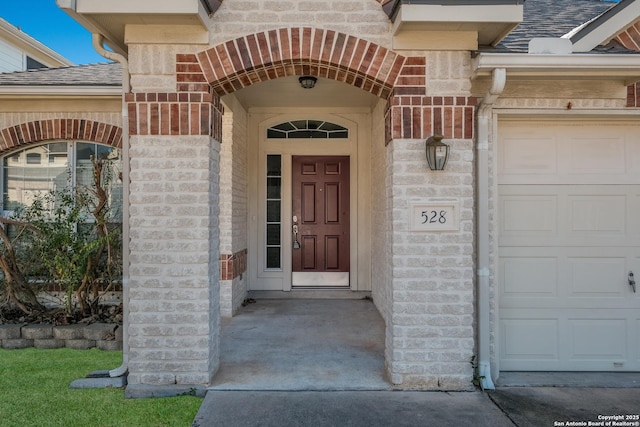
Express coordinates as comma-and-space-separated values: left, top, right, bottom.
569, 0, 640, 53
472, 52, 640, 85
0, 86, 123, 97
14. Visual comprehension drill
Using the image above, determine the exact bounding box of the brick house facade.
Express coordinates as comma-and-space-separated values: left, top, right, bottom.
2, 0, 640, 396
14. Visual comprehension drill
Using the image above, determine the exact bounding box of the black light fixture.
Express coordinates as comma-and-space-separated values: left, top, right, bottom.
298, 76, 317, 89
425, 134, 449, 171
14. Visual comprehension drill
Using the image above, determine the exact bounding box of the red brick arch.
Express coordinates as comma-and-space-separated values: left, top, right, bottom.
0, 119, 123, 155
170, 28, 475, 142
194, 28, 407, 99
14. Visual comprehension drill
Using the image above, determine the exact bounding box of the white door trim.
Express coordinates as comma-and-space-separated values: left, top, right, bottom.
247, 110, 369, 292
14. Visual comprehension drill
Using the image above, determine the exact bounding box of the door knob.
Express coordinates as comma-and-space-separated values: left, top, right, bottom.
629, 271, 636, 293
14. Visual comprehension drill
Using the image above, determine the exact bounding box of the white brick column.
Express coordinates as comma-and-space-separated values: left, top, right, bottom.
385, 136, 476, 390
123, 91, 223, 392
127, 134, 220, 387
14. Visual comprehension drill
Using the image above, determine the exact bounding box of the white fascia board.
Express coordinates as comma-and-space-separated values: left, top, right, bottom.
396, 3, 522, 24
571, 1, 640, 52
75, 0, 210, 26
0, 86, 122, 97
75, 0, 200, 14
473, 53, 640, 82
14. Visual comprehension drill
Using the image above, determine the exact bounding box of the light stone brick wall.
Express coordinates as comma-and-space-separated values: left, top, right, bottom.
127, 135, 220, 386
209, 0, 392, 48
385, 136, 476, 390
219, 95, 248, 317
219, 276, 248, 317
370, 99, 390, 323
424, 51, 473, 96
128, 44, 204, 93
0, 111, 121, 132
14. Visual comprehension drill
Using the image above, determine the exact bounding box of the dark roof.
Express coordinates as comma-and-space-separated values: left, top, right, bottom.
0, 62, 122, 86
496, 0, 618, 52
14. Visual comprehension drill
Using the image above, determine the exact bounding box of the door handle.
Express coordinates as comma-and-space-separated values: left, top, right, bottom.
629, 271, 636, 293
292, 215, 300, 249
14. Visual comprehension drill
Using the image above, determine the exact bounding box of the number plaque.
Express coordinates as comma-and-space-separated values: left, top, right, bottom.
410, 200, 459, 232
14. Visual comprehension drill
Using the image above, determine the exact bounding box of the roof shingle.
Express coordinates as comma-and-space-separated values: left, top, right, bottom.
497, 0, 616, 51
0, 62, 122, 86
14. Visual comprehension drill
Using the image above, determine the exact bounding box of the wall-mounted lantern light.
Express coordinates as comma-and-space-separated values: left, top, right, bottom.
298, 76, 317, 89
425, 134, 449, 171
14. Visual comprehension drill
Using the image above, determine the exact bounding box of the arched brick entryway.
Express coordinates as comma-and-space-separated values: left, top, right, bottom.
195, 27, 405, 99
0, 119, 123, 155
170, 28, 476, 143
123, 25, 478, 392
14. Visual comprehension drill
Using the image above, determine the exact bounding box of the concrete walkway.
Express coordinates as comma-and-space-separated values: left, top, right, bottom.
210, 298, 389, 391
194, 299, 640, 426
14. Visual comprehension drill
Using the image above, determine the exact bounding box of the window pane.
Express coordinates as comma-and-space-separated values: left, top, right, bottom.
267, 155, 282, 175
266, 247, 281, 269
266, 200, 280, 222
291, 120, 307, 130
75, 143, 123, 223
307, 120, 322, 130
266, 224, 280, 245
267, 177, 281, 199
3, 143, 69, 212
267, 129, 286, 139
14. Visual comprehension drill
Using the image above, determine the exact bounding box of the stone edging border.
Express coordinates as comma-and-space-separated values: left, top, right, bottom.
0, 323, 122, 351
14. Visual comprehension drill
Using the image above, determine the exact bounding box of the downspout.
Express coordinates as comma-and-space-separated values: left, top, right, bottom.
91, 34, 131, 378
476, 67, 506, 390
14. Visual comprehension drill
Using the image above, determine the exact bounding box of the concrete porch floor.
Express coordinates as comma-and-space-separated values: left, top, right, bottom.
209, 298, 391, 391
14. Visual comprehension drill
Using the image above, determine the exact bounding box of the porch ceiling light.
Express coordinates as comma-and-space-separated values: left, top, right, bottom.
425, 134, 449, 171
298, 76, 317, 89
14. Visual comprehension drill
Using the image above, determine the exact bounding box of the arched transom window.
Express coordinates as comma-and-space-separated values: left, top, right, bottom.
267, 120, 349, 139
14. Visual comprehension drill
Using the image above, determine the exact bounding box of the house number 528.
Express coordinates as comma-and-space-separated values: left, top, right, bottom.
421, 210, 447, 224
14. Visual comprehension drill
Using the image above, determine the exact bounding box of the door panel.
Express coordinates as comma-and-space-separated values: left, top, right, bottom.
292, 156, 349, 286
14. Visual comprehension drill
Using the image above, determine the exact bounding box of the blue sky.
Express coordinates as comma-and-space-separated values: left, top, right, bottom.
1, 1, 105, 65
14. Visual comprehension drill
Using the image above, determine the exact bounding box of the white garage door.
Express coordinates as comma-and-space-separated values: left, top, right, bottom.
498, 120, 640, 371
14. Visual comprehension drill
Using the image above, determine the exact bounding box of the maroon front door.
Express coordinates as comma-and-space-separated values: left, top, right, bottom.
292, 156, 350, 287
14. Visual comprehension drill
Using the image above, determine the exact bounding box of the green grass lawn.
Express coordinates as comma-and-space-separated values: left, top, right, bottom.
0, 348, 202, 427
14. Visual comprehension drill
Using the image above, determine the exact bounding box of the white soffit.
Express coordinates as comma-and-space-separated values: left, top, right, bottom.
392, 3, 523, 46
473, 53, 640, 84
570, 0, 640, 52
57, 0, 210, 55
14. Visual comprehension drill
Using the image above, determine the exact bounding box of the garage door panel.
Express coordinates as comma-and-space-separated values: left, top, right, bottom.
568, 195, 627, 234
566, 136, 627, 176
498, 120, 640, 372
499, 122, 640, 185
568, 257, 627, 298
500, 256, 558, 297
569, 319, 627, 361
500, 195, 557, 234
500, 186, 639, 247
500, 136, 558, 176
500, 318, 559, 361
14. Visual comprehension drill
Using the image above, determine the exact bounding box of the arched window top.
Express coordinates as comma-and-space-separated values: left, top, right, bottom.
267, 120, 349, 139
